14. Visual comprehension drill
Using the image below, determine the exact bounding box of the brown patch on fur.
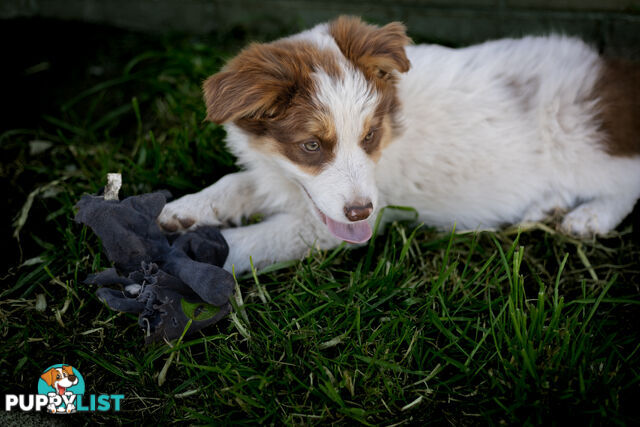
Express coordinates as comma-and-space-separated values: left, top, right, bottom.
204, 40, 340, 123
203, 39, 342, 174
244, 133, 336, 176
376, 118, 395, 160
329, 16, 411, 87
256, 106, 338, 175
595, 58, 640, 156
359, 113, 395, 163
239, 107, 338, 175
360, 84, 404, 162
248, 135, 331, 176
304, 109, 337, 144
359, 116, 383, 156
330, 16, 409, 157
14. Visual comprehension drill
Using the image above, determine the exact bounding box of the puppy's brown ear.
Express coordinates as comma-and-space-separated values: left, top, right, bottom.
329, 16, 411, 83
62, 365, 74, 376
40, 369, 56, 386
203, 43, 304, 124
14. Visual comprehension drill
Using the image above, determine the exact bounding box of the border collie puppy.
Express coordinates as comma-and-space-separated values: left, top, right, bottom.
158, 16, 640, 273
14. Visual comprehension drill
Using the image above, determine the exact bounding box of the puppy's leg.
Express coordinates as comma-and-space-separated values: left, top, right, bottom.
560, 194, 638, 236
221, 213, 338, 274
158, 171, 266, 232
560, 156, 640, 236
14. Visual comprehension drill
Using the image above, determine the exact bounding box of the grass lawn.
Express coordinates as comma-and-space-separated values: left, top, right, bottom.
2, 20, 640, 425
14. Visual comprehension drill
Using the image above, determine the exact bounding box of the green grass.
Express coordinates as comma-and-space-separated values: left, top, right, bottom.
2, 28, 640, 425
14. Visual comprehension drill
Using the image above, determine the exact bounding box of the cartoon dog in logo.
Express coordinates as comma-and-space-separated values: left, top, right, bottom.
40, 365, 78, 413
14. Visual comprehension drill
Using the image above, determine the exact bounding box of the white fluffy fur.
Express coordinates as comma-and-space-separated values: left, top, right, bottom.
159, 23, 640, 273
307, 69, 380, 222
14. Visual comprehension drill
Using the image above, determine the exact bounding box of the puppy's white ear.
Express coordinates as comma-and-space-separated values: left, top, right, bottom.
329, 16, 411, 83
203, 43, 303, 124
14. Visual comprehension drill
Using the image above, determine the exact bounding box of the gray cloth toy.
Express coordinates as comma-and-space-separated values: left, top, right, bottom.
75, 191, 235, 343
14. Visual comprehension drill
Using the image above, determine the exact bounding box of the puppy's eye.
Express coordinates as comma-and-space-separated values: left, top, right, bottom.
363, 129, 375, 142
302, 140, 320, 152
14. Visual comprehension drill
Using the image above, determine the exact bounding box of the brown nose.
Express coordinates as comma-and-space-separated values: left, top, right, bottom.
68, 375, 77, 382
344, 201, 373, 222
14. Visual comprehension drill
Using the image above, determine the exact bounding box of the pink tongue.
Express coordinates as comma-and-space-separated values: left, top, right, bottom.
325, 216, 372, 243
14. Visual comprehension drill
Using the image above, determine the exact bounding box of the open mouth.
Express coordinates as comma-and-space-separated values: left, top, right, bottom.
300, 186, 372, 244
56, 384, 66, 395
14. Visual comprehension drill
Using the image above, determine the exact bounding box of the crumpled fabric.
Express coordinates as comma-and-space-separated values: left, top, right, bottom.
75, 191, 235, 343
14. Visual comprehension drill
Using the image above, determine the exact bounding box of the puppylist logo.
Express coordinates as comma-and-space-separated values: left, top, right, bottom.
4, 364, 124, 414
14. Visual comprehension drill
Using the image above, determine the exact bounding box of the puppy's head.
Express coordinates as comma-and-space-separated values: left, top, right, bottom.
41, 366, 78, 394
204, 16, 411, 243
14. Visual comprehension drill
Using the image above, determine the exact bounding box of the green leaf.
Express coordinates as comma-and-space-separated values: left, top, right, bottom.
181, 299, 221, 321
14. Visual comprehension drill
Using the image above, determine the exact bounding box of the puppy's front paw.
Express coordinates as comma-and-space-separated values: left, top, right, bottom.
157, 194, 220, 232
560, 204, 613, 237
